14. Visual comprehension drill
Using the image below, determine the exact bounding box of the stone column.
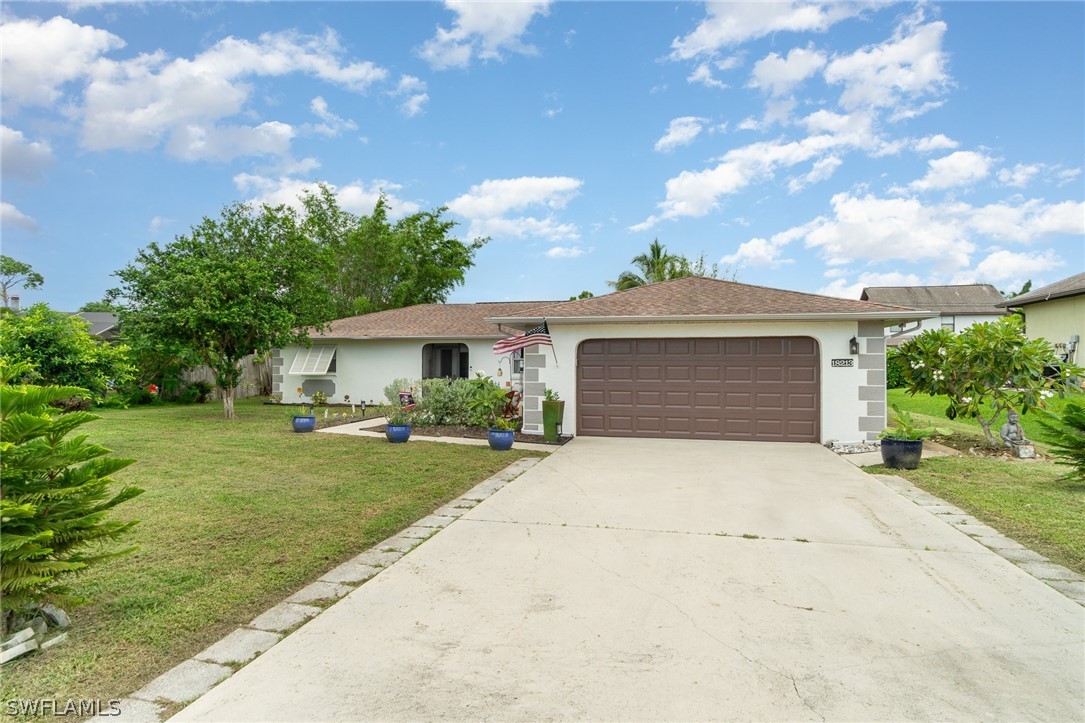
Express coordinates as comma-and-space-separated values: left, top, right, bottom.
521, 350, 546, 435
856, 321, 887, 441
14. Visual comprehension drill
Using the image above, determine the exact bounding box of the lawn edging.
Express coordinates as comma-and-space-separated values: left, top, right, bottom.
874, 473, 1085, 606
117, 456, 543, 722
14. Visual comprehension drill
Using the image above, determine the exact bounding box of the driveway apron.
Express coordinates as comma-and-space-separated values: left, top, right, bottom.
175, 437, 1084, 721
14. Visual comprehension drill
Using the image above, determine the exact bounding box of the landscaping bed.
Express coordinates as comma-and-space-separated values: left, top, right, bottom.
371, 422, 567, 445
0, 399, 541, 712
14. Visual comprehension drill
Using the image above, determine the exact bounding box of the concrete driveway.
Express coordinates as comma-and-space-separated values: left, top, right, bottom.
176, 438, 1084, 721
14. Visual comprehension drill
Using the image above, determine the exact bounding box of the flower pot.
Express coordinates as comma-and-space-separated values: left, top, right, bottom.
292, 415, 317, 433
542, 400, 565, 443
880, 438, 923, 469
488, 428, 515, 451
385, 424, 412, 444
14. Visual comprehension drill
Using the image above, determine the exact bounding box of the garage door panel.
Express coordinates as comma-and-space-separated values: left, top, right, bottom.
578, 337, 819, 442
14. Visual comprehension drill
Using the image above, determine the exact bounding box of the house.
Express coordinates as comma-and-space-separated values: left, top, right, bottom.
279, 276, 931, 443
487, 277, 930, 444
859, 284, 1006, 345
274, 301, 557, 406
996, 272, 1085, 365
67, 311, 120, 341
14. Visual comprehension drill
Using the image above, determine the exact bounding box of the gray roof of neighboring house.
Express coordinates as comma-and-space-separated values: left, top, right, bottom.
860, 284, 1007, 315
995, 272, 1085, 307
70, 312, 119, 339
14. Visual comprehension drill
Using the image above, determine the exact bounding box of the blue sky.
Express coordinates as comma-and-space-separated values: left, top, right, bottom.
2, 1, 1083, 312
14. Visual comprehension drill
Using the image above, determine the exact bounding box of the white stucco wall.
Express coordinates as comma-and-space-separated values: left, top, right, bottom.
891, 312, 1003, 335
278, 339, 510, 405
527, 320, 880, 444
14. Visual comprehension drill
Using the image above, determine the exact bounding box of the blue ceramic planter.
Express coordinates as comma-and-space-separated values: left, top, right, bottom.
488, 428, 515, 451
292, 415, 317, 433
386, 424, 412, 444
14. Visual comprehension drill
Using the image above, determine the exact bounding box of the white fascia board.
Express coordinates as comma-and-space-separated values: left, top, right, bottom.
310, 335, 505, 342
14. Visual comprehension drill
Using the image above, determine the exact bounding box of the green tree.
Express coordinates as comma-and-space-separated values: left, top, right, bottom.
78, 299, 123, 313
569, 290, 594, 300
0, 360, 143, 635
607, 241, 734, 290
113, 202, 333, 419
301, 184, 486, 317
1040, 403, 1085, 482
1002, 280, 1033, 298
0, 255, 44, 308
0, 303, 133, 399
895, 317, 1083, 446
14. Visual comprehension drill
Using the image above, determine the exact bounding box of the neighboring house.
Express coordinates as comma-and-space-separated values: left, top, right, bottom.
996, 272, 1085, 366
69, 312, 120, 341
488, 277, 929, 444
275, 301, 556, 406
859, 284, 1006, 345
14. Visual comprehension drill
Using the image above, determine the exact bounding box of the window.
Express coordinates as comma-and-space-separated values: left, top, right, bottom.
941, 316, 955, 332
290, 346, 337, 374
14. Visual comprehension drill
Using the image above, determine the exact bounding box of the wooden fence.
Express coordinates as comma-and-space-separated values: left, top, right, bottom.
182, 355, 272, 400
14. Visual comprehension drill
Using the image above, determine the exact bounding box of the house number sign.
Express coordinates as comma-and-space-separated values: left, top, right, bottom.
831, 358, 854, 368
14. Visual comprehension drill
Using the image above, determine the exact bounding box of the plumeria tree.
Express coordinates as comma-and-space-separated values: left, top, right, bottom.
895, 317, 1083, 446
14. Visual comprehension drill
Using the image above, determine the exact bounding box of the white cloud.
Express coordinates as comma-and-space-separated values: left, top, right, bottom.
654, 116, 707, 152
0, 15, 124, 108
969, 248, 1064, 283
909, 150, 993, 191
749, 46, 826, 96
670, 2, 861, 59
233, 174, 421, 218
721, 222, 813, 267
79, 29, 386, 160
1057, 167, 1083, 187
913, 134, 958, 153
447, 176, 582, 240
964, 199, 1085, 243
1, 201, 39, 233
687, 62, 728, 89
1, 125, 54, 181
823, 16, 949, 111
309, 96, 358, 136
788, 155, 842, 193
148, 215, 174, 234
545, 245, 584, 258
996, 163, 1042, 189
418, 0, 550, 70
389, 75, 428, 117
818, 271, 924, 300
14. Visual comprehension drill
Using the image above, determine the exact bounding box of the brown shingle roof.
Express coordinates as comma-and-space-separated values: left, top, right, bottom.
492, 276, 921, 321
995, 272, 1085, 307
860, 284, 1007, 315
314, 301, 554, 339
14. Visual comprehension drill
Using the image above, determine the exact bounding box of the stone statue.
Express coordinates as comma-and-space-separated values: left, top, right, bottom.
1000, 411, 1027, 448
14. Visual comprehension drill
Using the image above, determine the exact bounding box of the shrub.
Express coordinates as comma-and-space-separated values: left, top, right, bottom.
415, 378, 473, 425
311, 390, 328, 406
1040, 403, 1085, 482
383, 378, 414, 407
886, 350, 907, 389
0, 360, 143, 635
127, 386, 156, 406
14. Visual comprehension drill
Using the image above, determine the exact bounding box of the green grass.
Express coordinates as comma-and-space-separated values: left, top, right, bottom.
1, 399, 541, 708
887, 388, 1081, 448
873, 456, 1085, 575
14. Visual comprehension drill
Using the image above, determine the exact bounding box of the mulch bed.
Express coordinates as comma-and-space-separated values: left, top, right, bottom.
930, 434, 1047, 460
371, 423, 565, 445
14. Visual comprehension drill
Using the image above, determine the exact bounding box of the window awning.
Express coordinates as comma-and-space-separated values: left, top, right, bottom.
289, 346, 337, 374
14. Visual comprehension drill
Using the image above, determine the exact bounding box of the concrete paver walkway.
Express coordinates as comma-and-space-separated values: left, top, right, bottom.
174, 438, 1084, 721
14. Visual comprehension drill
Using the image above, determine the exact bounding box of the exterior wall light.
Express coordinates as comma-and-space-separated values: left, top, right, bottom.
849, 336, 860, 355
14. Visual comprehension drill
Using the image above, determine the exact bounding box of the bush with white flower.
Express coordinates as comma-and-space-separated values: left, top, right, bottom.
895, 316, 1083, 447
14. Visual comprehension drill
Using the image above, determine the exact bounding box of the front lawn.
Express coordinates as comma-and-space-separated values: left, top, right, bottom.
1, 399, 541, 708
874, 456, 1085, 575
887, 388, 1080, 448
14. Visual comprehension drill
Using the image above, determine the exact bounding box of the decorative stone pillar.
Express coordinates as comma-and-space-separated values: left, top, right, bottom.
856, 321, 887, 441
521, 351, 546, 435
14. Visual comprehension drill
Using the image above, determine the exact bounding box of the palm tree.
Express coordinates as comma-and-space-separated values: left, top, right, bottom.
607, 239, 680, 290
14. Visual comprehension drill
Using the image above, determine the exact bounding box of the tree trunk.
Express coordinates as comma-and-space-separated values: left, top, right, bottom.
222, 385, 236, 420
978, 416, 997, 447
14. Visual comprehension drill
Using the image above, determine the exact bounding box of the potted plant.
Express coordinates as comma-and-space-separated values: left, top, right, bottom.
291, 404, 316, 433
879, 404, 951, 469
468, 372, 518, 451
385, 407, 413, 443
542, 387, 564, 443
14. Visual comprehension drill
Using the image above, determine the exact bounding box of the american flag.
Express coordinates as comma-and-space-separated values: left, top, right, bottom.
492, 321, 552, 354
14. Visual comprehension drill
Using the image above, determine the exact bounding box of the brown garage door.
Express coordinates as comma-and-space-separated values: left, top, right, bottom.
577, 337, 819, 442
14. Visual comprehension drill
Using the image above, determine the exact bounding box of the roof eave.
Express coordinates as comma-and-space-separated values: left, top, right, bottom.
486, 311, 938, 325
996, 288, 1085, 307
308, 334, 507, 342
